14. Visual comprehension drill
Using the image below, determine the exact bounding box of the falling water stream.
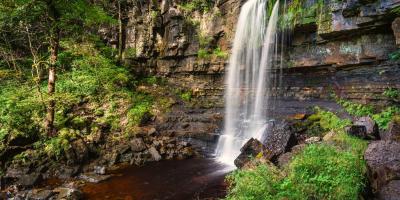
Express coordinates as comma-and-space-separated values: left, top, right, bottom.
215, 0, 280, 165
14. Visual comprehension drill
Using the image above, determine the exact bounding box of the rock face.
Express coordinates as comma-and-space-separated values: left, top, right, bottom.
263, 120, 297, 160
378, 180, 400, 200
234, 138, 266, 168
364, 140, 400, 197
381, 118, 400, 142
345, 125, 368, 139
354, 116, 379, 138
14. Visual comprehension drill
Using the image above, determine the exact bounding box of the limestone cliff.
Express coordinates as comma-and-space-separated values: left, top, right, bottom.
103, 0, 400, 147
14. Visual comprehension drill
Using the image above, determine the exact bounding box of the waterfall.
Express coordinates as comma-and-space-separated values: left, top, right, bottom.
215, 0, 280, 165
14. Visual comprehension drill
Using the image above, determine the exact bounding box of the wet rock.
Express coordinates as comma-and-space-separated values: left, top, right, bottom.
56, 166, 80, 179
53, 187, 82, 200
377, 180, 400, 200
354, 116, 379, 139
234, 138, 269, 168
129, 138, 147, 152
305, 136, 321, 144
393, 18, 400, 47
148, 147, 162, 161
364, 140, 400, 194
78, 173, 111, 183
26, 189, 54, 200
17, 173, 41, 188
5, 165, 30, 179
94, 166, 106, 175
345, 125, 368, 139
263, 120, 297, 159
381, 118, 400, 142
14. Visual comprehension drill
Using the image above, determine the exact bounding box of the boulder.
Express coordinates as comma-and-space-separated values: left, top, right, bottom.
234, 138, 270, 168
26, 189, 54, 200
148, 147, 162, 161
263, 120, 297, 159
345, 125, 368, 139
377, 180, 400, 200
16, 173, 42, 188
78, 173, 111, 183
129, 138, 147, 152
381, 118, 400, 142
354, 116, 379, 139
94, 166, 106, 175
53, 187, 82, 200
364, 140, 400, 193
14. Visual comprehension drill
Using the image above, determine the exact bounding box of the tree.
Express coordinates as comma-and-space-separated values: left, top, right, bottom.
0, 0, 114, 136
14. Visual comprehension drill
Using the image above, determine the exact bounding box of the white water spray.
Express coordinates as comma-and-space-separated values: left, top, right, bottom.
215, 0, 280, 165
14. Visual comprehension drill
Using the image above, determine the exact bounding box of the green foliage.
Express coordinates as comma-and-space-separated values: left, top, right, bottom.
372, 106, 400, 130
180, 91, 192, 102
226, 164, 285, 200
178, 0, 214, 13
337, 99, 375, 117
197, 48, 211, 59
383, 88, 400, 99
305, 107, 351, 136
0, 81, 44, 140
337, 97, 400, 130
280, 0, 325, 28
42, 128, 78, 159
227, 143, 367, 200
212, 47, 228, 59
389, 49, 400, 61
127, 93, 154, 126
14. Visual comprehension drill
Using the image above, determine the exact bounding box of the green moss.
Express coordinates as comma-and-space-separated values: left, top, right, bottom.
180, 91, 192, 102
212, 47, 228, 59
178, 0, 214, 13
280, 0, 325, 29
305, 107, 351, 136
127, 93, 154, 126
197, 48, 211, 59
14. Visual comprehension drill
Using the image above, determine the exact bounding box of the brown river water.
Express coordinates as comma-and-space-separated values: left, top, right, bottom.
81, 158, 234, 200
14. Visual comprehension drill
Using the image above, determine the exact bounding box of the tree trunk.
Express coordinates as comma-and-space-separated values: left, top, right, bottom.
117, 0, 123, 63
45, 28, 60, 136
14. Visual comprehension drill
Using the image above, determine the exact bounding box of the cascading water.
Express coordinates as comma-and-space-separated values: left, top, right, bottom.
215, 0, 280, 165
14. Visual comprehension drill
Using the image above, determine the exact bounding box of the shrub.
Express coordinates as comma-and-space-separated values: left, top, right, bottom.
226, 143, 367, 200
372, 106, 400, 130
127, 93, 154, 126
213, 47, 228, 59
305, 107, 351, 136
226, 164, 285, 200
285, 144, 366, 200
337, 99, 374, 117
383, 88, 400, 99
197, 48, 210, 59
180, 91, 192, 102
